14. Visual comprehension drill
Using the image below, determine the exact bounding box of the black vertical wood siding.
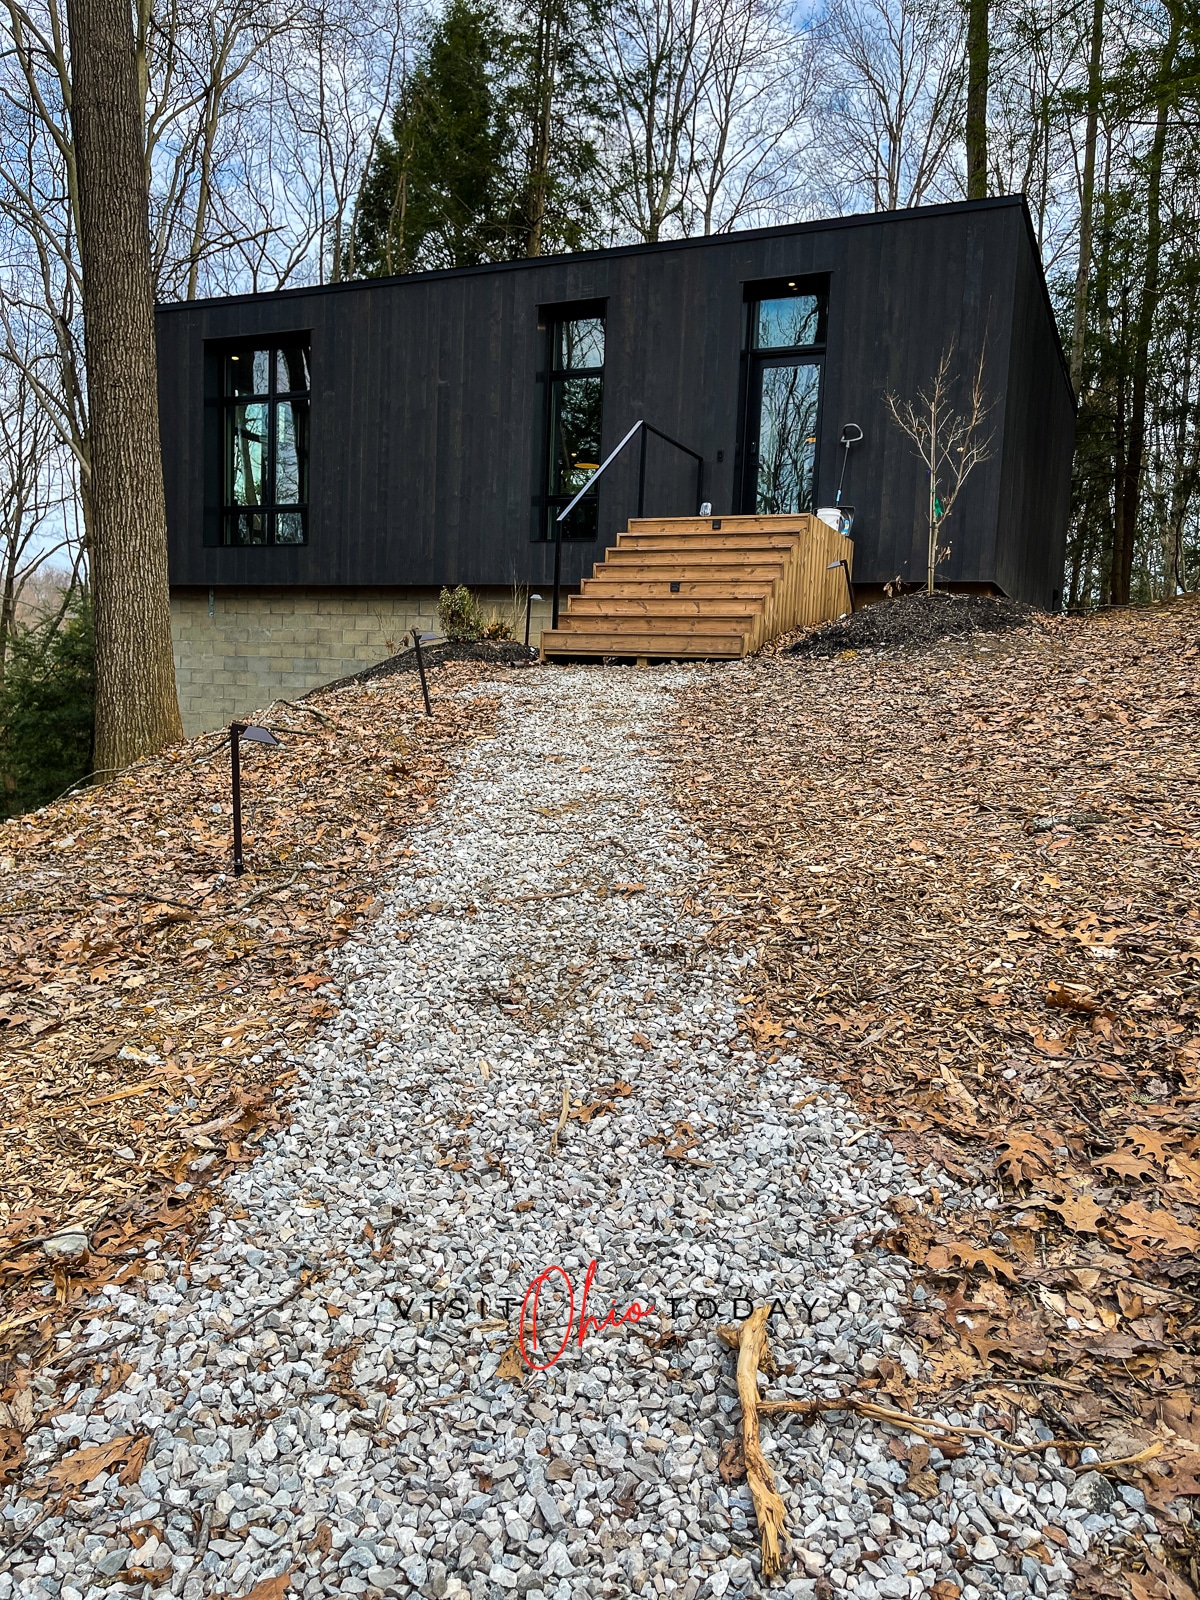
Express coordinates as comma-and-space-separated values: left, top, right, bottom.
157, 196, 1074, 605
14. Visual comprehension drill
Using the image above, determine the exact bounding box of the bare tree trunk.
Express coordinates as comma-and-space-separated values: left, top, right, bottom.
525, 0, 561, 257
1069, 0, 1103, 398
66, 0, 183, 771
1112, 5, 1179, 607
964, 0, 988, 200
1067, 507, 1098, 609
186, 92, 219, 301
185, 30, 243, 305
0, 549, 18, 685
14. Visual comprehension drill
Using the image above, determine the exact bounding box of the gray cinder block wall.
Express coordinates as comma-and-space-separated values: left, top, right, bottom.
171, 587, 553, 734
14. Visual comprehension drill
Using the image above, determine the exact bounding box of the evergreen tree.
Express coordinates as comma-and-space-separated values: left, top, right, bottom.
354, 0, 604, 275
0, 593, 94, 817
355, 0, 515, 275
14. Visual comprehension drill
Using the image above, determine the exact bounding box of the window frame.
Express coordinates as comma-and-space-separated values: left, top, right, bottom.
737, 278, 829, 515
220, 340, 311, 547
536, 301, 607, 544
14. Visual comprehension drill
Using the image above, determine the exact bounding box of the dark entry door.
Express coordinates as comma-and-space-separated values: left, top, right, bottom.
744, 356, 822, 515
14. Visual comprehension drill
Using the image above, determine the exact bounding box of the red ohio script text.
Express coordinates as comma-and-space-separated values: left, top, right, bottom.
517, 1260, 655, 1370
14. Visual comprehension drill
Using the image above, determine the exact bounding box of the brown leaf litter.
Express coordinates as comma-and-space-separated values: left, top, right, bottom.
0, 662, 495, 1427
672, 596, 1200, 1593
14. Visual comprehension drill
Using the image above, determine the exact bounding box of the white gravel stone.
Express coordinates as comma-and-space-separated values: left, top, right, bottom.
0, 669, 1123, 1600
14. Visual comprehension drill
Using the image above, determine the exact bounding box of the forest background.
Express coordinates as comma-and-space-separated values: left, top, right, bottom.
0, 0, 1196, 805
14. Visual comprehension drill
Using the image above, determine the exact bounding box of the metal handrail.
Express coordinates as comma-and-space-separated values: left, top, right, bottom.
549, 419, 706, 628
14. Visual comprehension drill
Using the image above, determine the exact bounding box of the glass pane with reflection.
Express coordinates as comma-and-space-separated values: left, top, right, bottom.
552, 375, 603, 495
228, 403, 268, 506
226, 510, 267, 545
277, 347, 311, 394
755, 297, 820, 350
756, 363, 820, 514
557, 318, 604, 372
227, 350, 270, 397
274, 511, 306, 544
274, 399, 309, 504
567, 496, 597, 541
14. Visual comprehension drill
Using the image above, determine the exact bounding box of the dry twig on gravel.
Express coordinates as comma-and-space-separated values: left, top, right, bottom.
719, 1306, 790, 1579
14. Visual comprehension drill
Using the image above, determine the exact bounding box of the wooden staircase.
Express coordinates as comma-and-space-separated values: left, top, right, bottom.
540, 514, 854, 661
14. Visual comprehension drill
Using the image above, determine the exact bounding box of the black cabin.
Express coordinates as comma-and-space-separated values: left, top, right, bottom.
156, 196, 1075, 729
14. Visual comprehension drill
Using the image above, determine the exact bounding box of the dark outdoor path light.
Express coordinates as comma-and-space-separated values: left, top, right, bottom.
524, 592, 543, 649
410, 628, 434, 715
827, 559, 856, 613
230, 721, 279, 875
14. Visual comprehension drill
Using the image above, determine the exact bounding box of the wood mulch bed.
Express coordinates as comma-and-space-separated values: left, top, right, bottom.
671, 596, 1200, 1595
0, 662, 496, 1471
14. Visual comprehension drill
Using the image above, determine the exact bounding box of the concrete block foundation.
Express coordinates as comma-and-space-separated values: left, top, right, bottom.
171, 586, 554, 734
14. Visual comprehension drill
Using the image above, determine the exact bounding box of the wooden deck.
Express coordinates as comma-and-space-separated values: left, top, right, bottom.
540, 514, 855, 661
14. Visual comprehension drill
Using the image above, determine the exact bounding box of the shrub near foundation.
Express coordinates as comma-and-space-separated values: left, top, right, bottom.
481, 608, 513, 640
437, 584, 484, 641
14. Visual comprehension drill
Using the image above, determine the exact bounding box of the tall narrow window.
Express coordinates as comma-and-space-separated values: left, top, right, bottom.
222, 343, 310, 545
544, 311, 604, 541
740, 281, 827, 516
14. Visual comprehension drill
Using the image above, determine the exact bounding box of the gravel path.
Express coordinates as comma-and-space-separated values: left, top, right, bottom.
2, 669, 1128, 1600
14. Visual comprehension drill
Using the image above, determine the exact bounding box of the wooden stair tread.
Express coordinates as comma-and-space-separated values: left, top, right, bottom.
560, 617, 753, 636
625, 516, 812, 532
541, 631, 746, 658
599, 554, 788, 570
568, 597, 763, 615
581, 580, 775, 597
615, 534, 803, 550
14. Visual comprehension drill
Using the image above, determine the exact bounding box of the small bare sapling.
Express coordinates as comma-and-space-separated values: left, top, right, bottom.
885, 341, 993, 594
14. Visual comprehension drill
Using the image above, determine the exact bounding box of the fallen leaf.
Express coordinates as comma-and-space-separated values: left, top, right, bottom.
1093, 1147, 1159, 1182
906, 1466, 939, 1499
496, 1345, 526, 1382
718, 1436, 746, 1483
926, 1242, 1019, 1284
995, 1130, 1056, 1183
1045, 982, 1103, 1013
238, 1575, 292, 1600
36, 1434, 150, 1497
1038, 1190, 1106, 1233
0, 1427, 25, 1487
1111, 1203, 1200, 1256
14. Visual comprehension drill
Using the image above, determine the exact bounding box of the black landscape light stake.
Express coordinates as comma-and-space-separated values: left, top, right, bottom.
827, 559, 856, 614
524, 592, 544, 649
229, 721, 279, 876
410, 628, 433, 716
